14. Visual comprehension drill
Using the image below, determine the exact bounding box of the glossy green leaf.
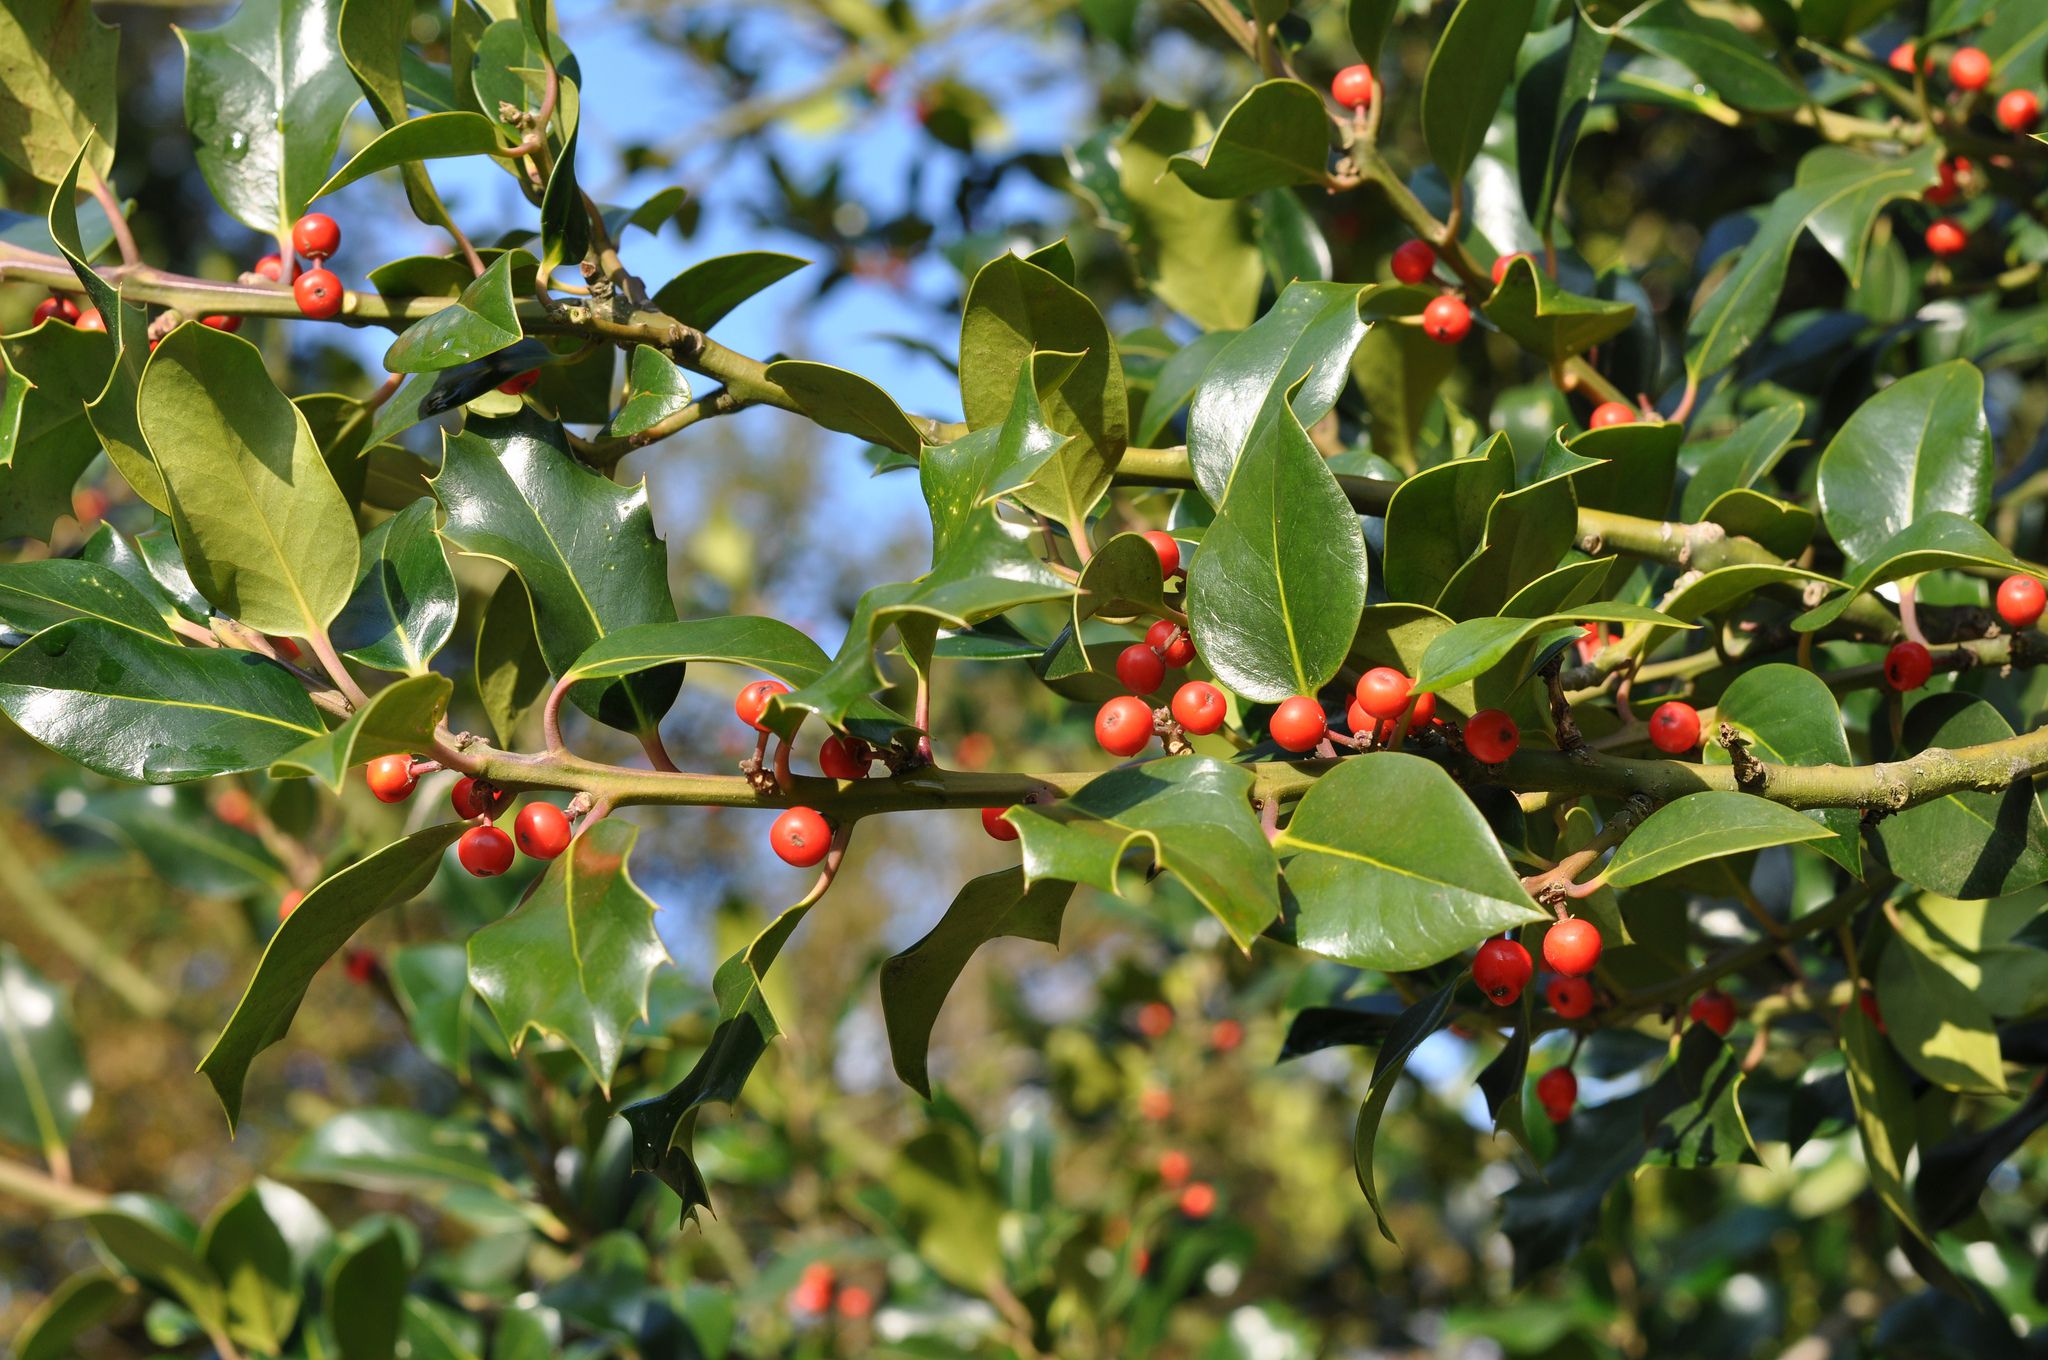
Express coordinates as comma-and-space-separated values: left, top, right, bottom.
537, 76, 588, 280
1187, 281, 1368, 506
336, 0, 472, 236
1351, 316, 1459, 470
0, 316, 112, 542
281, 1107, 511, 1200
271, 673, 452, 789
650, 251, 809, 332
1619, 0, 1805, 110
0, 557, 176, 646
764, 359, 923, 455
1010, 756, 1280, 949
1703, 487, 1816, 560
1678, 403, 1804, 520
181, 0, 362, 233
608, 345, 692, 437
434, 410, 681, 733
1482, 256, 1637, 363
15, 1271, 130, 1360
1701, 663, 1860, 873
199, 1184, 305, 1355
1565, 420, 1683, 519
329, 1225, 409, 1360
84, 1199, 226, 1336
1794, 512, 2019, 633
1382, 436, 1514, 604
1347, 603, 1477, 715
1842, 1002, 1934, 1248
474, 573, 549, 749
139, 324, 360, 637
1278, 755, 1548, 969
1422, 0, 1538, 183
1352, 983, 1457, 1244
1186, 399, 1366, 701
1412, 603, 1688, 694
1113, 101, 1264, 331
1816, 361, 1990, 567
880, 866, 1072, 1098
470, 17, 576, 132
1875, 694, 2048, 898
0, 944, 90, 1158
0, 621, 325, 783
334, 499, 459, 674
1432, 465, 1580, 620
315, 110, 506, 199
468, 818, 668, 1093
1602, 791, 1834, 888
199, 822, 469, 1128
389, 942, 508, 1077
0, 0, 117, 184
385, 253, 524, 373
1877, 900, 2007, 1096
1072, 531, 1168, 639
1166, 80, 1330, 197
1517, 9, 1609, 237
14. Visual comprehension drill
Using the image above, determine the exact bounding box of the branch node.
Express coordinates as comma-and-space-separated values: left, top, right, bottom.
1719, 723, 1767, 792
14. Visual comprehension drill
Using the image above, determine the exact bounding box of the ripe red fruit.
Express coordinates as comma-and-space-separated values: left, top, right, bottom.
514, 802, 572, 859
1889, 43, 1921, 74
1648, 701, 1701, 754
790, 1262, 834, 1314
364, 754, 417, 803
450, 776, 508, 821
1354, 667, 1412, 722
200, 314, 242, 333
1269, 695, 1326, 752
498, 369, 540, 396
253, 253, 285, 281
1543, 917, 1603, 976
1998, 575, 2046, 629
277, 889, 304, 921
1421, 294, 1471, 344
1546, 975, 1595, 1019
1142, 530, 1181, 579
1145, 618, 1195, 667
1209, 1018, 1243, 1052
1949, 46, 1992, 91
1178, 1182, 1216, 1218
1884, 640, 1933, 692
818, 735, 870, 779
458, 824, 516, 877
1410, 690, 1437, 727
1464, 709, 1520, 764
74, 307, 106, 332
1096, 695, 1156, 757
1137, 1001, 1173, 1038
31, 296, 79, 326
1347, 698, 1372, 735
1139, 1087, 1173, 1121
1158, 1148, 1192, 1187
216, 787, 256, 829
835, 1285, 875, 1319
771, 807, 831, 867
1472, 937, 1534, 1006
735, 678, 790, 731
1491, 252, 1534, 286
293, 267, 344, 318
1535, 1066, 1577, 1122
1857, 988, 1887, 1033
1689, 989, 1737, 1035
1171, 680, 1227, 735
1925, 218, 1968, 257
1998, 89, 2042, 132
292, 212, 341, 260
1331, 63, 1374, 110
344, 948, 379, 985
1588, 401, 1637, 429
1116, 642, 1167, 695
1391, 239, 1436, 285
981, 806, 1019, 842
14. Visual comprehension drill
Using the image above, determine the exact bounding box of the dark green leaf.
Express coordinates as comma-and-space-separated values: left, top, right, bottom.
1703, 487, 1815, 560
336, 0, 473, 236
1256, 187, 1332, 288
1134, 330, 1234, 447
0, 557, 176, 644
334, 499, 459, 673
608, 345, 691, 438
764, 359, 923, 455
1702, 663, 1861, 873
329, 1225, 409, 1360
1423, 0, 1539, 184
1816, 361, 1990, 567
1112, 101, 1264, 331
1678, 403, 1803, 520
1842, 1002, 1935, 1248
1877, 898, 2007, 1095
1565, 419, 1683, 519
1517, 10, 1610, 237
538, 78, 588, 279
1166, 80, 1330, 197
0, 944, 90, 1158
1352, 983, 1457, 1243
650, 252, 809, 332
315, 110, 506, 199
384, 252, 524, 373
1352, 316, 1460, 471
271, 673, 452, 790
1412, 603, 1688, 694
1620, 0, 1804, 110
1602, 791, 1834, 888
1482, 255, 1637, 362
1432, 464, 1580, 620
83, 1200, 226, 1335
0, 318, 111, 541
474, 573, 549, 749
1348, 0, 1399, 61
1875, 694, 2048, 898
15, 1271, 131, 1360
1794, 512, 2018, 632
389, 942, 508, 1077
0, 0, 118, 183
1382, 435, 1514, 604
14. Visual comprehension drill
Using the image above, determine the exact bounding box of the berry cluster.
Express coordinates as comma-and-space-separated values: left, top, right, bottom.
288, 213, 346, 320
362, 754, 574, 876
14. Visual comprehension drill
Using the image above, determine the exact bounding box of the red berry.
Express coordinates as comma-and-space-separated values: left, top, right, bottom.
458, 824, 515, 877
1546, 975, 1595, 1019
1096, 695, 1156, 757
292, 212, 341, 260
1116, 642, 1167, 695
1491, 252, 1534, 286
1410, 690, 1437, 727
344, 948, 379, 985
364, 754, 418, 803
253, 253, 285, 281
735, 678, 790, 731
1347, 698, 1373, 735
1139, 1087, 1173, 1121
1949, 46, 1992, 91
1998, 575, 2046, 629
1588, 401, 1637, 429
1144, 618, 1195, 667
1689, 989, 1737, 1035
1858, 988, 1887, 1033
1421, 294, 1471, 344
1178, 1182, 1216, 1218
498, 369, 540, 396
1209, 1018, 1243, 1052
818, 735, 870, 780
1884, 640, 1933, 692
1171, 680, 1227, 735
1269, 696, 1326, 752
450, 776, 509, 821
514, 802, 572, 859
770, 807, 831, 867
1136, 1001, 1173, 1038
1464, 710, 1520, 764
200, 314, 242, 333
1889, 43, 1921, 74
1543, 917, 1603, 976
1331, 63, 1374, 110
277, 889, 304, 921
1390, 239, 1436, 285
1158, 1149, 1192, 1186
1648, 701, 1701, 754
981, 806, 1019, 842
1472, 937, 1534, 1006
31, 296, 79, 326
1354, 667, 1412, 722
1141, 530, 1181, 579
293, 267, 344, 319
835, 1285, 874, 1320
74, 307, 105, 333
215, 787, 256, 829
1535, 1066, 1577, 1121
1998, 89, 2042, 132
1925, 218, 1968, 257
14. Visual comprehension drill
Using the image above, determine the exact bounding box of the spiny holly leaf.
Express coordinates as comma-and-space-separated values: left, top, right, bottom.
138, 324, 361, 639
1432, 465, 1581, 620
198, 822, 469, 1128
474, 573, 548, 750
0, 318, 112, 542
468, 817, 671, 1094
384, 252, 523, 373
1352, 982, 1457, 1244
333, 499, 459, 674
0, 944, 91, 1160
1794, 512, 2019, 633
1482, 256, 1637, 363
1601, 791, 1834, 888
1874, 694, 2048, 898
0, 0, 118, 184
1817, 361, 1990, 567
0, 621, 325, 783
1276, 754, 1548, 970
270, 673, 452, 790
180, 0, 362, 234
434, 409, 681, 734
1703, 664, 1861, 874
1010, 756, 1279, 949
1382, 434, 1515, 605
880, 867, 1072, 1098
1166, 79, 1331, 197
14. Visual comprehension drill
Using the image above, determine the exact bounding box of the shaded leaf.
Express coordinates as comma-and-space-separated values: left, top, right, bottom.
764, 359, 922, 455
0, 0, 118, 183
1874, 694, 2048, 898
270, 673, 452, 790
1423, 0, 1539, 183
0, 944, 90, 1158
1167, 80, 1330, 197
334, 499, 459, 673
1702, 663, 1861, 873
384, 252, 524, 374
1352, 983, 1457, 1243
1816, 361, 1990, 567
1482, 256, 1637, 363
1112, 101, 1264, 331
0, 557, 177, 644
